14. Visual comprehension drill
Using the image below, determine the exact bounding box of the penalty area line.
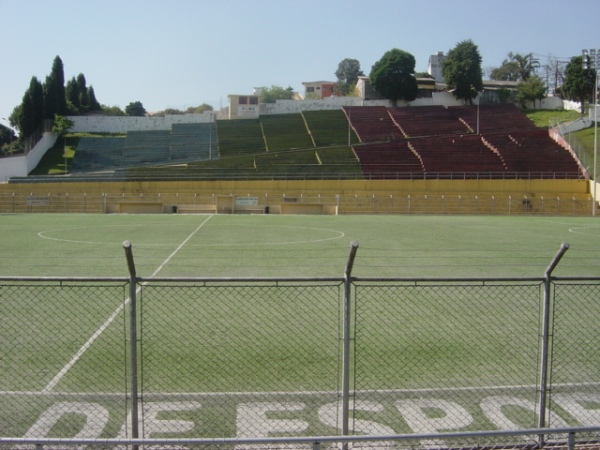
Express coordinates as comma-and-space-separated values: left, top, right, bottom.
41, 215, 215, 394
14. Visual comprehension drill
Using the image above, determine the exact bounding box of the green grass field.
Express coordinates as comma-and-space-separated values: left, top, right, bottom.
1, 213, 599, 441
1, 213, 599, 278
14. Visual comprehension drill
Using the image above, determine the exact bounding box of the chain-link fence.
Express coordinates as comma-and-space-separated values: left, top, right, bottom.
1, 244, 599, 449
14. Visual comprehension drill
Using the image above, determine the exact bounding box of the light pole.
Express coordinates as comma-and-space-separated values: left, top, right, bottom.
209, 111, 213, 161
476, 91, 484, 135
582, 49, 599, 216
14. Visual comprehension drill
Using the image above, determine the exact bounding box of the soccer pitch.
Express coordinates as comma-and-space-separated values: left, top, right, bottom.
1, 213, 599, 441
2, 213, 600, 278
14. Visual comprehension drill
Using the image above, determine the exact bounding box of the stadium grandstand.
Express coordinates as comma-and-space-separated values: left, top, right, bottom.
0, 104, 591, 215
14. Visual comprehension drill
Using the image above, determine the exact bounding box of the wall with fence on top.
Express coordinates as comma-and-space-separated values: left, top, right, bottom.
0, 190, 593, 216
0, 178, 593, 215
0, 242, 599, 450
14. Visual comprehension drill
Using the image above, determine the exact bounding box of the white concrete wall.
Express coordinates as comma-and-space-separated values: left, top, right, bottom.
563, 99, 581, 111
67, 112, 214, 133
258, 92, 465, 115
259, 97, 366, 115
0, 154, 27, 183
0, 132, 58, 182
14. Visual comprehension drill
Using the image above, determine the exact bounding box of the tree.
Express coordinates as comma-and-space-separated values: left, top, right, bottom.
186, 104, 213, 114
76, 74, 89, 111
442, 40, 483, 104
18, 79, 43, 138
541, 54, 566, 96
334, 58, 364, 96
101, 105, 126, 116
19, 93, 36, 138
516, 76, 547, 108
490, 60, 520, 81
125, 101, 147, 116
8, 105, 21, 131
0, 123, 16, 146
51, 114, 73, 174
29, 77, 45, 131
496, 87, 513, 104
259, 85, 294, 103
511, 52, 539, 81
43, 56, 67, 119
51, 114, 73, 136
87, 86, 101, 112
490, 52, 538, 82
562, 56, 595, 114
66, 77, 81, 112
415, 72, 434, 79
369, 48, 418, 106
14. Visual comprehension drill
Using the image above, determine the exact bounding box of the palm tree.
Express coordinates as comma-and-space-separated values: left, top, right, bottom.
508, 52, 539, 81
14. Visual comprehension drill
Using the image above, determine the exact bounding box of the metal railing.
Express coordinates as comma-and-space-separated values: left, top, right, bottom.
2, 426, 600, 449
7, 170, 585, 183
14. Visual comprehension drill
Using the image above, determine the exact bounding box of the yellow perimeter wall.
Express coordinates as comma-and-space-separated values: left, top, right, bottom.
0, 178, 590, 196
0, 179, 592, 215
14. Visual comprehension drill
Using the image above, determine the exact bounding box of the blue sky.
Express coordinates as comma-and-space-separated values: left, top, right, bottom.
1, 0, 599, 126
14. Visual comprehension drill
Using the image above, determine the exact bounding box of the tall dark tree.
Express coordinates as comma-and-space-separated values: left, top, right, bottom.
65, 76, 81, 111
18, 89, 36, 138
334, 58, 364, 96
76, 74, 89, 112
15, 77, 45, 139
369, 48, 418, 106
43, 56, 67, 118
442, 40, 483, 104
562, 56, 596, 115
29, 76, 45, 131
78, 89, 90, 113
87, 86, 101, 112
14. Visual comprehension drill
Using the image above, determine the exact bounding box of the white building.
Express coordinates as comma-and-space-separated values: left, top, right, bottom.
428, 51, 446, 83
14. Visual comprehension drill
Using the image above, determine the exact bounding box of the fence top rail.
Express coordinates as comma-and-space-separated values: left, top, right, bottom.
1, 426, 599, 447
351, 276, 549, 283
552, 276, 600, 281
0, 276, 130, 282
1, 275, 598, 283
136, 276, 344, 283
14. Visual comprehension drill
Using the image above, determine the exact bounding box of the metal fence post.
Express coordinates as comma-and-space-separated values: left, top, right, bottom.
342, 241, 359, 446
538, 242, 570, 441
123, 241, 140, 446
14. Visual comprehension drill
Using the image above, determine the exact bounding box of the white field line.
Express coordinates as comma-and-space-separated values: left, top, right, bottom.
6, 382, 600, 398
41, 215, 215, 393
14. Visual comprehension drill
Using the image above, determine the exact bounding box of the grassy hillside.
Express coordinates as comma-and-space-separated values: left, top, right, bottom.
524, 109, 581, 128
